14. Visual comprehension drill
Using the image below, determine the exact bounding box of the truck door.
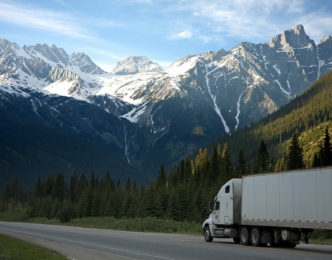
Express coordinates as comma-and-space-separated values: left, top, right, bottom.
219, 183, 234, 225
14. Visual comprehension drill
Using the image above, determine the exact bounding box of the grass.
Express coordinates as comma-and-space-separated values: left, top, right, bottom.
0, 233, 67, 260
0, 207, 30, 222
28, 216, 202, 235
2, 208, 332, 245
310, 239, 332, 245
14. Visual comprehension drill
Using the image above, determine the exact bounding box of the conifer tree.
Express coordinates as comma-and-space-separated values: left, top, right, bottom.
287, 133, 304, 170
236, 148, 246, 175
255, 140, 269, 173
44, 175, 54, 197
221, 143, 233, 180
34, 176, 44, 198
69, 172, 78, 203
156, 163, 167, 188
211, 147, 221, 180
312, 153, 321, 167
185, 156, 193, 181
323, 127, 332, 166
52, 172, 65, 202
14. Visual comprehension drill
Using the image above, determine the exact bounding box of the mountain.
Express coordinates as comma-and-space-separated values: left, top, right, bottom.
0, 25, 332, 188
112, 56, 163, 74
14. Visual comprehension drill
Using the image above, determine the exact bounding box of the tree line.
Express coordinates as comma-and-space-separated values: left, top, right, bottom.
1, 127, 331, 223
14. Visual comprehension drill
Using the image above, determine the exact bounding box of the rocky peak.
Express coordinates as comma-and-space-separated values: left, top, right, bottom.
70, 52, 105, 74
112, 56, 162, 75
320, 35, 332, 44
268, 24, 314, 50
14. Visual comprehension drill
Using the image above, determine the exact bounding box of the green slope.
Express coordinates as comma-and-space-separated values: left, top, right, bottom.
220, 71, 332, 166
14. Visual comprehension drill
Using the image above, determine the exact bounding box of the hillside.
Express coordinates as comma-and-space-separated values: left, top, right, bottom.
220, 70, 332, 166
0, 92, 148, 196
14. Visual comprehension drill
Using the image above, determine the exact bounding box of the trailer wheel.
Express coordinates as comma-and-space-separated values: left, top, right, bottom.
240, 227, 250, 246
250, 228, 261, 247
204, 226, 213, 242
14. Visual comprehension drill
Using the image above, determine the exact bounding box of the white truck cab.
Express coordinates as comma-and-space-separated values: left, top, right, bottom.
202, 179, 242, 242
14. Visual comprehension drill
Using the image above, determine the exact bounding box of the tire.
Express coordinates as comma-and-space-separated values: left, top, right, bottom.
250, 228, 261, 247
233, 237, 241, 244
204, 226, 213, 242
240, 227, 250, 246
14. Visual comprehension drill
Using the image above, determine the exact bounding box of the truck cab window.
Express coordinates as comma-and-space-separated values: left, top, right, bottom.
214, 201, 220, 211
225, 185, 230, 193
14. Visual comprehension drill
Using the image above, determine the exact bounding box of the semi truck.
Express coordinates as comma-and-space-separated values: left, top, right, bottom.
202, 167, 332, 247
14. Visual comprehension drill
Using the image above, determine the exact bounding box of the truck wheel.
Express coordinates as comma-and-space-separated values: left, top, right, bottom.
240, 227, 250, 246
204, 226, 213, 242
250, 228, 261, 247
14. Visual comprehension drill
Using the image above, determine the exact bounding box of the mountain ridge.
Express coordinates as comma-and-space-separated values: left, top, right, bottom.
1, 24, 332, 187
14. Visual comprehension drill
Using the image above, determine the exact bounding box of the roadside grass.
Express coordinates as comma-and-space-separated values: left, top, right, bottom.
310, 230, 332, 245
28, 216, 202, 235
2, 208, 332, 245
0, 233, 67, 260
0, 206, 30, 222
310, 239, 332, 245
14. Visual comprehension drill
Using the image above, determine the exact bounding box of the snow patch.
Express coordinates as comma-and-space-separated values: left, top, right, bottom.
120, 103, 147, 123
235, 92, 244, 130
274, 80, 290, 96
167, 56, 198, 77
204, 63, 229, 133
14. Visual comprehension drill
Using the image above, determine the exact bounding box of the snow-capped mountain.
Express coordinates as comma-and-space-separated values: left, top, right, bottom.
1, 25, 332, 180
112, 56, 163, 75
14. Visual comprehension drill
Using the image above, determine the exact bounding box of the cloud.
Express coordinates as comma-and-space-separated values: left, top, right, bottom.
0, 2, 94, 39
154, 0, 331, 44
177, 30, 193, 39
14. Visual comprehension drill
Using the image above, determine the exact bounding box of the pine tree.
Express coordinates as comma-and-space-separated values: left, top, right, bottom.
287, 133, 304, 170
156, 163, 167, 189
51, 172, 65, 202
69, 172, 78, 203
256, 140, 269, 173
34, 176, 44, 198
236, 148, 246, 175
323, 127, 332, 166
221, 143, 233, 181
312, 153, 320, 167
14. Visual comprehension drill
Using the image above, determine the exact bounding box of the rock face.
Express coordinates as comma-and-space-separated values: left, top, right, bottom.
0, 25, 332, 178
112, 56, 163, 75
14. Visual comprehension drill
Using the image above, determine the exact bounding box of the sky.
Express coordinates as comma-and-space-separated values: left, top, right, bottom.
0, 0, 331, 72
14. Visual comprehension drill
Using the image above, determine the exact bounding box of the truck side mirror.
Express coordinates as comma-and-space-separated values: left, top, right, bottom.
209, 201, 213, 212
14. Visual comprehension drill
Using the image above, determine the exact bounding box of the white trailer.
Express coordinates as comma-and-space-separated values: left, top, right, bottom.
202, 167, 332, 247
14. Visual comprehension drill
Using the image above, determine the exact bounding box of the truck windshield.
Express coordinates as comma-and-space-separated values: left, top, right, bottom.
214, 201, 220, 211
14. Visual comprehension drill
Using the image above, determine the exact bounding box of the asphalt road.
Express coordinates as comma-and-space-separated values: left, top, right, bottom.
0, 222, 332, 260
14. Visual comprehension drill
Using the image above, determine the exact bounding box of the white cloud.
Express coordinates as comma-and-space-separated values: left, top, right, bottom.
177, 30, 193, 38
158, 0, 331, 44
0, 2, 94, 39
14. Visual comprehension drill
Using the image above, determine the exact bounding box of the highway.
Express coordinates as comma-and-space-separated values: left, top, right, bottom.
0, 222, 331, 260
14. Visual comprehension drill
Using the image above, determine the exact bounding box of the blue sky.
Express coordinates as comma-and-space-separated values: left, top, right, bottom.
0, 0, 331, 71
